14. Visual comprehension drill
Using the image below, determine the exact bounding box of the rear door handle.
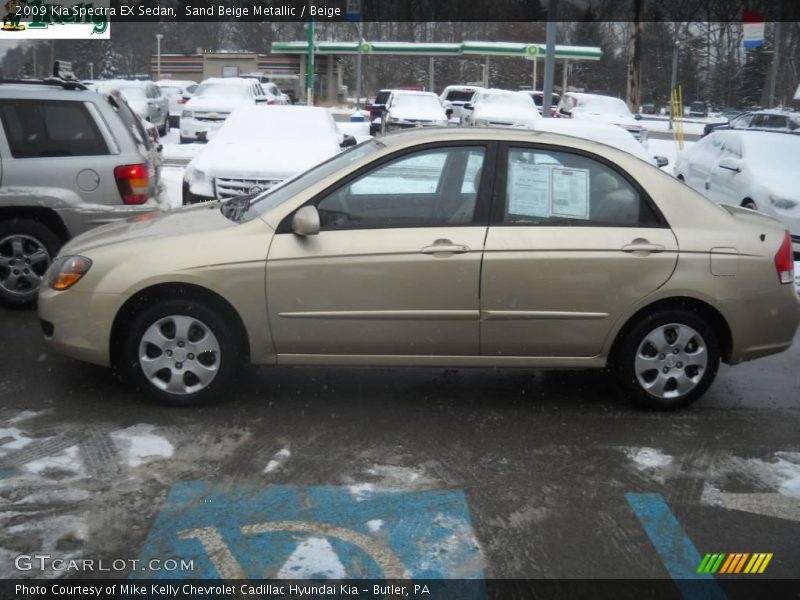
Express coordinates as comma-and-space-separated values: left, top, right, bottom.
421, 239, 470, 254
622, 242, 666, 254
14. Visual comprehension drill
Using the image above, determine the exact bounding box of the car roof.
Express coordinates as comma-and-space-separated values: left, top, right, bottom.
0, 84, 100, 100
391, 90, 437, 97
377, 126, 644, 158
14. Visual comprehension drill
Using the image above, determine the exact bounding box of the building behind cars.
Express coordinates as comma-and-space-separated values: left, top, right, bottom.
0, 76, 165, 306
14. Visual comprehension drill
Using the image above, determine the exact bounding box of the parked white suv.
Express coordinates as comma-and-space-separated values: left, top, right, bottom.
439, 85, 484, 123
95, 80, 170, 136
464, 89, 540, 129
179, 77, 273, 143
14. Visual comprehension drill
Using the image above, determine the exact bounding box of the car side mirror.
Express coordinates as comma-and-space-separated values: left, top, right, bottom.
559, 107, 571, 116
634, 114, 642, 121
654, 155, 668, 168
291, 206, 320, 236
463, 103, 474, 111
718, 157, 741, 173
340, 134, 357, 148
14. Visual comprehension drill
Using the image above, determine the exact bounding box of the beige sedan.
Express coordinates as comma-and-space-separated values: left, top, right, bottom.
38, 129, 799, 409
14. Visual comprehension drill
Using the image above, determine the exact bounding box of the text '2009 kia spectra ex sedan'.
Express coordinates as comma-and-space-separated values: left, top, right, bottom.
38, 128, 800, 409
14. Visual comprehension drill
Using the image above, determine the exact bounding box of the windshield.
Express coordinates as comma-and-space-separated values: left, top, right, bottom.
577, 96, 632, 116
392, 94, 441, 111
478, 93, 533, 109
243, 139, 384, 219
194, 84, 252, 100
374, 91, 392, 105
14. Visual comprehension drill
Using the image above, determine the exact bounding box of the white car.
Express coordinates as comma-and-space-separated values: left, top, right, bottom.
557, 92, 647, 145
179, 77, 274, 144
674, 129, 800, 253
182, 105, 349, 204
532, 119, 667, 167
522, 90, 560, 116
439, 85, 484, 122
95, 80, 170, 136
155, 79, 198, 128
381, 91, 449, 133
464, 89, 540, 129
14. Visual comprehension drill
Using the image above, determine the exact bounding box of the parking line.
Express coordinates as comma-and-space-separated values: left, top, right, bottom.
626, 493, 727, 600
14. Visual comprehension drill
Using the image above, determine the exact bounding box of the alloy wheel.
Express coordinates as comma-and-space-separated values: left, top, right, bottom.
0, 234, 52, 297
634, 323, 708, 399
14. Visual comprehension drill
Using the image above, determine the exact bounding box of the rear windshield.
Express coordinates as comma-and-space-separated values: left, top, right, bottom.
0, 99, 109, 158
445, 90, 476, 102
374, 91, 392, 105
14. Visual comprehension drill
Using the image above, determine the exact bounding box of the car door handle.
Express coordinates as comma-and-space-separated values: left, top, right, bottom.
421, 240, 470, 254
622, 241, 666, 254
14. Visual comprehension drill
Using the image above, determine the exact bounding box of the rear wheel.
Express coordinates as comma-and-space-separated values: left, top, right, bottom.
121, 299, 242, 406
0, 219, 61, 308
615, 309, 720, 410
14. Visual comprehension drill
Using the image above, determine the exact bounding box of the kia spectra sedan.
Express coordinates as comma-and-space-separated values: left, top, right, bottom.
38, 129, 800, 409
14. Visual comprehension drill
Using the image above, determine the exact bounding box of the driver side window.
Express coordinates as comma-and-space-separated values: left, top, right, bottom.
317, 147, 486, 230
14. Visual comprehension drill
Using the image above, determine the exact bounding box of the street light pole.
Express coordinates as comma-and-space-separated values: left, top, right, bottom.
355, 20, 363, 110
155, 33, 163, 80
541, 0, 557, 118
88, 61, 94, 79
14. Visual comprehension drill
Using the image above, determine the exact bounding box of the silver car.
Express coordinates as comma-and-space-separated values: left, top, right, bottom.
0, 80, 165, 306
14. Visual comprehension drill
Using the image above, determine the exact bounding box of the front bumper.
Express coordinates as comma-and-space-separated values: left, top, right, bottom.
38, 287, 127, 368
180, 116, 226, 141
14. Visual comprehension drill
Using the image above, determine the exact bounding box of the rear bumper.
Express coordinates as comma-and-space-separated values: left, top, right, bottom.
56, 204, 163, 239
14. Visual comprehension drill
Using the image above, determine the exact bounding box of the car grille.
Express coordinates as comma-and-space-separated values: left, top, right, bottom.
488, 121, 515, 127
194, 112, 230, 122
791, 234, 800, 244
215, 177, 282, 199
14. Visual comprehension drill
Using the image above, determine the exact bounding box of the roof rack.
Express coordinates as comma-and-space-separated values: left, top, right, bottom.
0, 78, 87, 91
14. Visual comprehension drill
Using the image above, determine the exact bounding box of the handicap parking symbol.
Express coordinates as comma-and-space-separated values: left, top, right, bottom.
135, 483, 485, 581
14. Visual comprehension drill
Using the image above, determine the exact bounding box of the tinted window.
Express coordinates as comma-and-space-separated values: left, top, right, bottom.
374, 91, 391, 105
317, 147, 486, 229
445, 90, 475, 102
0, 99, 109, 158
503, 147, 658, 227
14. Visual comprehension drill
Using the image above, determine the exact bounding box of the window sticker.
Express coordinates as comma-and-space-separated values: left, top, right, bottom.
551, 167, 590, 220
507, 162, 551, 218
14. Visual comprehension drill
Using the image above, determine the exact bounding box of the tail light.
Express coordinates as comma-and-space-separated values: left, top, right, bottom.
774, 230, 794, 284
267, 98, 275, 105
114, 164, 149, 205
178, 97, 188, 105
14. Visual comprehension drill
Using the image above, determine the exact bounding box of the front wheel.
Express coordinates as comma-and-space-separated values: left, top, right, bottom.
614, 309, 720, 410
121, 299, 242, 406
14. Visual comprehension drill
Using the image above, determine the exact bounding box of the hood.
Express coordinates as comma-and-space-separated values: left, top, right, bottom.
185, 96, 252, 113
758, 169, 800, 203
474, 105, 536, 124
389, 106, 446, 122
189, 140, 341, 181
61, 203, 234, 256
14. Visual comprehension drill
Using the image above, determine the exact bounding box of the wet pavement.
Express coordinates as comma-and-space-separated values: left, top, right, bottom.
1, 306, 799, 583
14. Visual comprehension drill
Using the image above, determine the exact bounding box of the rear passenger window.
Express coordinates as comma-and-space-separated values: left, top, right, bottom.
0, 99, 109, 158
503, 147, 660, 227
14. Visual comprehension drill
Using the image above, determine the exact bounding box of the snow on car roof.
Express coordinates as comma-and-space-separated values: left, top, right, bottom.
199, 77, 257, 86
213, 105, 340, 142
532, 119, 649, 161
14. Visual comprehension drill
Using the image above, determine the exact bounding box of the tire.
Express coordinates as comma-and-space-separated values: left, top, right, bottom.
0, 219, 61, 308
158, 117, 168, 137
120, 299, 243, 406
614, 309, 720, 410
741, 199, 757, 210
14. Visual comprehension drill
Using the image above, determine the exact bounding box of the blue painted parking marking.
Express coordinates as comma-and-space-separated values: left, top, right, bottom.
627, 493, 727, 600
135, 482, 485, 582
0, 467, 15, 479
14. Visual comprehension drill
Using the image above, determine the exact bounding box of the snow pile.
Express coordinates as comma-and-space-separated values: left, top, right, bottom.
110, 424, 174, 468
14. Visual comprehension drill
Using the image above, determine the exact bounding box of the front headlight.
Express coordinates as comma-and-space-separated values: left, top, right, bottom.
49, 256, 92, 291
181, 110, 193, 119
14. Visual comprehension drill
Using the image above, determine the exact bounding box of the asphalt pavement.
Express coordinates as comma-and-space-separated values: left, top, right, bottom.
1, 306, 799, 586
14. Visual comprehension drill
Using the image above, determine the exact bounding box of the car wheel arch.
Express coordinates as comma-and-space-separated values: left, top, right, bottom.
608, 296, 733, 367
0, 206, 70, 245
109, 282, 251, 368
